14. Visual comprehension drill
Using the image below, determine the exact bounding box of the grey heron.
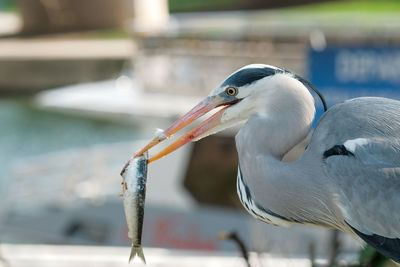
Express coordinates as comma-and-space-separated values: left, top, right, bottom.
131, 64, 400, 262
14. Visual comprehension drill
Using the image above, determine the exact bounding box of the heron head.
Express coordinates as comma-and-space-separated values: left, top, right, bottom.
132, 64, 324, 164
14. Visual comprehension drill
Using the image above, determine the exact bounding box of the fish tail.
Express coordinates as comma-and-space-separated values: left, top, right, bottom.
129, 244, 146, 264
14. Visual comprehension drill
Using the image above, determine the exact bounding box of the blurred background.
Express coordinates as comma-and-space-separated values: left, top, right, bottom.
0, 0, 400, 266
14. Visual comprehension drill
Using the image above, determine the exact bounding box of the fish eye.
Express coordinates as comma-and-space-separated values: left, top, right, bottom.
226, 87, 237, 96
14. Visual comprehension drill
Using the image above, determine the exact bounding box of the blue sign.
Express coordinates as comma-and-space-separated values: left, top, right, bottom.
309, 46, 400, 105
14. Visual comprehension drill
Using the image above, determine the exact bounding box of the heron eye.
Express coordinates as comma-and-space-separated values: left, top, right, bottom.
226, 87, 237, 96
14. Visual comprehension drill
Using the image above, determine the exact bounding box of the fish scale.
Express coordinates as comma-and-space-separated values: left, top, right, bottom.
121, 152, 148, 264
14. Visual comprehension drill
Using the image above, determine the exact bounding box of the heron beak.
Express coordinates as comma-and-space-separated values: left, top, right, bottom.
127, 94, 235, 165
148, 105, 228, 163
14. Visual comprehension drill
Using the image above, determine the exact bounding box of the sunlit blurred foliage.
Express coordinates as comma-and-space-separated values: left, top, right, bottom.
169, 0, 240, 13
346, 245, 394, 267
1, 0, 17, 11
289, 0, 400, 12
169, 0, 400, 13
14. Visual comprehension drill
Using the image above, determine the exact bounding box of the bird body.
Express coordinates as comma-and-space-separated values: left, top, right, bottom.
311, 97, 400, 235
132, 64, 400, 262
236, 92, 400, 261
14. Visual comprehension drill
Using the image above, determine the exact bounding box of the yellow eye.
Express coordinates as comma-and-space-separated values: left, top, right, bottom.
226, 87, 237, 96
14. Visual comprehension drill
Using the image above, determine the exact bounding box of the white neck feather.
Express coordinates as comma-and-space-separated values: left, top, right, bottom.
234, 74, 341, 227
236, 74, 315, 160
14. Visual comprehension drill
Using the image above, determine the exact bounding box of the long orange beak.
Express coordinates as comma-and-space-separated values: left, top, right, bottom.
121, 94, 235, 173
134, 95, 223, 157
148, 106, 228, 163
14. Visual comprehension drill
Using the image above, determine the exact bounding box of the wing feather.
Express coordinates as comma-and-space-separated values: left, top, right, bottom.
324, 138, 400, 237
324, 138, 400, 261
308, 97, 400, 261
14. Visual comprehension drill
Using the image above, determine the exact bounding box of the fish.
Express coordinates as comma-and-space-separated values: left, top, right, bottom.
121, 152, 148, 264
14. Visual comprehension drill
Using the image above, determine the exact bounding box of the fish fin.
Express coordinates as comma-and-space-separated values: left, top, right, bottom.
129, 245, 146, 264
118, 193, 123, 198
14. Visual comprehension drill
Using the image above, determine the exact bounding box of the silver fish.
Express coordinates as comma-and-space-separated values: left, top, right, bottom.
121, 152, 148, 264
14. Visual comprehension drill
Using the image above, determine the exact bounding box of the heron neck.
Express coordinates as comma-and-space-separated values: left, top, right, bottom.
236, 110, 313, 160
235, 113, 343, 228
236, 73, 316, 159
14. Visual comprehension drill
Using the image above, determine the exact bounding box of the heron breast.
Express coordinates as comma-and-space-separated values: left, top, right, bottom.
236, 166, 294, 226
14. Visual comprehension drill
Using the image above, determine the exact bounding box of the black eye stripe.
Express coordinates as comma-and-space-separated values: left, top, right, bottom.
221, 67, 276, 88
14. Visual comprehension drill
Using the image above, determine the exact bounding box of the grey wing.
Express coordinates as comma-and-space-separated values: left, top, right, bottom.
323, 138, 400, 261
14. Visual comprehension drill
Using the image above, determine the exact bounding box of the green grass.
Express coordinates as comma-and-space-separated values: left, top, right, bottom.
285, 0, 400, 13
1, 0, 17, 12
87, 29, 130, 39
169, 0, 240, 13
169, 0, 400, 13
